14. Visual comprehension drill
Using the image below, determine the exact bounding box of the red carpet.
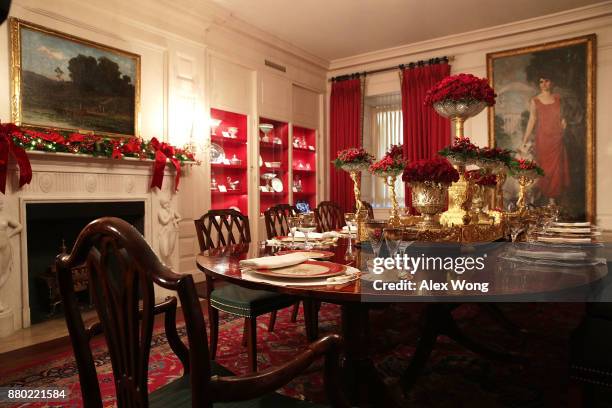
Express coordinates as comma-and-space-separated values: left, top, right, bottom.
0, 303, 583, 407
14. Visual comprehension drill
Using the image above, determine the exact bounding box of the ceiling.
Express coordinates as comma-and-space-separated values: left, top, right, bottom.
210, 0, 604, 62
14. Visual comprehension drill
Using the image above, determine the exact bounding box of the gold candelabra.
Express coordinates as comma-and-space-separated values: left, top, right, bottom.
347, 168, 369, 242
386, 174, 401, 227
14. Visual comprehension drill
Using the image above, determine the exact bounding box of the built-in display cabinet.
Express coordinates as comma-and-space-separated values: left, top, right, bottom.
291, 125, 317, 211
209, 108, 249, 214
258, 117, 290, 214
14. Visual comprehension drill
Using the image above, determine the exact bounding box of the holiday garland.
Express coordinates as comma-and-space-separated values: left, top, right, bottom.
0, 123, 197, 193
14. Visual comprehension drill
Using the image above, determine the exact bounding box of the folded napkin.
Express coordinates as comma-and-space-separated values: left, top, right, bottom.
342, 225, 357, 232
239, 253, 309, 269
290, 231, 324, 239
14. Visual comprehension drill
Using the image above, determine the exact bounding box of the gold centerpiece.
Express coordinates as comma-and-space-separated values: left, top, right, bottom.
402, 157, 459, 229
426, 74, 497, 227
369, 145, 407, 228
333, 148, 375, 242
411, 182, 449, 228
508, 158, 544, 214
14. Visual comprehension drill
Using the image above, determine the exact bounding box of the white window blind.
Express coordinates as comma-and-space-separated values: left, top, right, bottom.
363, 94, 404, 208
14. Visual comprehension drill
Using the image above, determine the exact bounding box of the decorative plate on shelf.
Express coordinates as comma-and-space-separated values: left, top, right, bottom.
253, 260, 345, 279
271, 178, 284, 192
259, 155, 263, 167
210, 143, 225, 164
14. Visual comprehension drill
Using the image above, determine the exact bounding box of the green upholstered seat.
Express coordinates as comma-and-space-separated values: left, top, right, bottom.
210, 285, 296, 318
150, 361, 326, 408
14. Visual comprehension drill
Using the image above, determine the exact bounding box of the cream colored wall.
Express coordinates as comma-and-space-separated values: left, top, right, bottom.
327, 3, 612, 228
0, 0, 327, 281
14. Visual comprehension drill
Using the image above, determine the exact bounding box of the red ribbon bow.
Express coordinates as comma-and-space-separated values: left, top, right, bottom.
0, 123, 33, 194
149, 137, 181, 191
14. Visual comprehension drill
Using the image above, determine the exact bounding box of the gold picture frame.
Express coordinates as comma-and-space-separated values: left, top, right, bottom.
9, 18, 141, 137
487, 35, 596, 222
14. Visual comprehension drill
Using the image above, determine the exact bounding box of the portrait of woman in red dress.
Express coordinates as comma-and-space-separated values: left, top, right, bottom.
521, 78, 570, 200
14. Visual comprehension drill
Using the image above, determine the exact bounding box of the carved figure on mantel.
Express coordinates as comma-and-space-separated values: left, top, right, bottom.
158, 194, 181, 266
0, 197, 23, 312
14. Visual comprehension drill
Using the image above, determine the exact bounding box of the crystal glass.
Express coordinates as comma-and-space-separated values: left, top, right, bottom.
344, 212, 356, 258
383, 227, 403, 258
365, 220, 387, 257
298, 212, 317, 250
507, 214, 524, 242
287, 216, 300, 248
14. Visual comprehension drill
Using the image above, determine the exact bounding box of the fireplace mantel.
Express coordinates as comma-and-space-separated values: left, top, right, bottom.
0, 153, 185, 335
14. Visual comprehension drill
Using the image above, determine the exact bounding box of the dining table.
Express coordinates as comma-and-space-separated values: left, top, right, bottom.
196, 236, 610, 407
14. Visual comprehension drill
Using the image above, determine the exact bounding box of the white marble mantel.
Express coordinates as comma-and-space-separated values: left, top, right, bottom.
0, 152, 186, 335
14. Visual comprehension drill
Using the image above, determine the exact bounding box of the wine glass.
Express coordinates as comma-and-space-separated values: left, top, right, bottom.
287, 216, 300, 249
298, 212, 317, 250
344, 212, 356, 248
365, 220, 387, 257
383, 227, 403, 258
507, 215, 523, 242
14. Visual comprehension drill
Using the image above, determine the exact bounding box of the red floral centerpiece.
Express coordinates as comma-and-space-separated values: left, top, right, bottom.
508, 158, 544, 178
333, 147, 374, 171
438, 136, 479, 165
465, 170, 497, 187
403, 158, 458, 228
369, 145, 406, 177
425, 73, 497, 139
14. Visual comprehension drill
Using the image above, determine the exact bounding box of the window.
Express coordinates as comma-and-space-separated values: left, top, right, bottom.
362, 93, 403, 208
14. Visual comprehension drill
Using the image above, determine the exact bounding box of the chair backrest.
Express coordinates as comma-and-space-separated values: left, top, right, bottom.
357, 200, 374, 219
194, 209, 251, 252
263, 204, 298, 239
57, 217, 211, 408
315, 201, 345, 232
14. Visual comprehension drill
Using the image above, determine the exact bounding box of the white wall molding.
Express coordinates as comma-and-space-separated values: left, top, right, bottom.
329, 1, 612, 72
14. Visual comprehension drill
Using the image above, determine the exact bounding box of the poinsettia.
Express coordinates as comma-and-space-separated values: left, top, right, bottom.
438, 136, 479, 162
424, 73, 496, 106
508, 158, 545, 176
333, 147, 374, 168
369, 144, 407, 176
402, 157, 459, 184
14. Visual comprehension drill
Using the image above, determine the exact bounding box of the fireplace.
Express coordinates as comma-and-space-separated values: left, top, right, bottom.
25, 201, 145, 324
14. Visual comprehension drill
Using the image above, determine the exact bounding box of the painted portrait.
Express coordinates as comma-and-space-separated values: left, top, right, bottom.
487, 35, 595, 221
9, 18, 140, 136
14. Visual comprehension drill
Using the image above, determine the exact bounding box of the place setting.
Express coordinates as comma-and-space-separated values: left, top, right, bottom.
238, 251, 360, 287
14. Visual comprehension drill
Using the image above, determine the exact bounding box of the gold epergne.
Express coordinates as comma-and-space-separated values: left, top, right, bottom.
433, 99, 487, 227
344, 165, 369, 242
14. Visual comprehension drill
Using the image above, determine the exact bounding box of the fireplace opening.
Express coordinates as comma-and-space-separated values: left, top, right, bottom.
26, 201, 145, 325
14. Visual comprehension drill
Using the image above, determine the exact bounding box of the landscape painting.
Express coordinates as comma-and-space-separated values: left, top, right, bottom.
10, 18, 140, 136
487, 35, 595, 221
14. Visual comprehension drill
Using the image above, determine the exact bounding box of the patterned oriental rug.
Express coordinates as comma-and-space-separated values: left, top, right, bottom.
0, 303, 583, 407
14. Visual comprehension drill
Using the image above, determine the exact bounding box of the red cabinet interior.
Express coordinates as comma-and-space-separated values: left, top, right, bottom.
210, 108, 249, 215
292, 125, 316, 210
259, 117, 289, 214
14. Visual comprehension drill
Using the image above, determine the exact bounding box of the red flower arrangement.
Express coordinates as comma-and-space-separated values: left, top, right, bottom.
369, 144, 407, 176
402, 157, 459, 185
508, 158, 545, 176
465, 170, 497, 186
333, 147, 374, 169
438, 136, 479, 162
477, 146, 513, 166
424, 73, 496, 107
1, 123, 197, 192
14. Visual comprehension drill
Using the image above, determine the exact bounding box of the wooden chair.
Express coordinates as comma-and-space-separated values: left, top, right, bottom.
315, 201, 345, 232
263, 204, 319, 337
57, 217, 348, 408
263, 203, 297, 238
194, 209, 296, 372
356, 200, 374, 219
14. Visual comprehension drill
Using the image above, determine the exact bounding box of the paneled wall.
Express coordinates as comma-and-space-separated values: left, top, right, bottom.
327, 3, 612, 228
0, 0, 327, 282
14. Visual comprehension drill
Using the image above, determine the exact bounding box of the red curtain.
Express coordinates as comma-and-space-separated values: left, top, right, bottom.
401, 63, 451, 211
330, 78, 362, 213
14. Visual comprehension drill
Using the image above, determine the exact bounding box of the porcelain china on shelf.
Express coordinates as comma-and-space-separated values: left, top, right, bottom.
210, 143, 225, 164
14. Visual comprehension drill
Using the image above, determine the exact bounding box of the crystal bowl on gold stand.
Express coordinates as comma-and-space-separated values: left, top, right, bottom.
433, 98, 487, 138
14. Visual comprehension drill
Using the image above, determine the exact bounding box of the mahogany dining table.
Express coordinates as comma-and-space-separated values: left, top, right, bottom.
196, 237, 609, 407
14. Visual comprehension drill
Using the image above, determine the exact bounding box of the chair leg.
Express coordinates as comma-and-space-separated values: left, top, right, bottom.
241, 317, 248, 347
246, 316, 258, 372
208, 305, 219, 360
303, 299, 319, 341
268, 311, 277, 332
291, 302, 300, 322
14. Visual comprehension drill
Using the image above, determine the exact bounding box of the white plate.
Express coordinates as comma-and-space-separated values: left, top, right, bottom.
210, 143, 225, 164
271, 178, 283, 192
259, 155, 263, 167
